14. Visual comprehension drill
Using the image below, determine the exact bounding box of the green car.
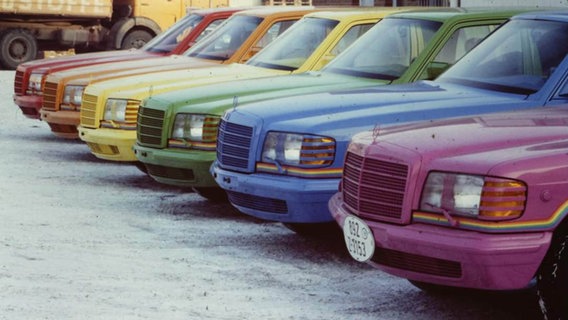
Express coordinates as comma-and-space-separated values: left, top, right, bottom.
133, 8, 526, 200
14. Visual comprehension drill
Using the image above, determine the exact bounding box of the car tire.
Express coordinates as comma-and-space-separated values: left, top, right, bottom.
537, 231, 568, 319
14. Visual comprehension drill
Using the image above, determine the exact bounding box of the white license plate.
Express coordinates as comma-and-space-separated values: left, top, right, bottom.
343, 215, 375, 262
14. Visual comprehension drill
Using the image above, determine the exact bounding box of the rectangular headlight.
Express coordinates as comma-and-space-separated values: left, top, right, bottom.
27, 73, 43, 94
103, 99, 140, 122
261, 132, 335, 168
420, 172, 526, 220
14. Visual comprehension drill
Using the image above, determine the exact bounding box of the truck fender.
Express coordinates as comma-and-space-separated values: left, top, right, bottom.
107, 17, 162, 50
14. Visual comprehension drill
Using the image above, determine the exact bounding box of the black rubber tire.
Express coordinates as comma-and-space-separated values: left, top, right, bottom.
193, 187, 228, 203
0, 29, 38, 69
537, 231, 568, 320
120, 30, 153, 50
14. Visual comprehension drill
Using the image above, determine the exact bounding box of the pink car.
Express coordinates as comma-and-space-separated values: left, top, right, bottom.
331, 105, 568, 319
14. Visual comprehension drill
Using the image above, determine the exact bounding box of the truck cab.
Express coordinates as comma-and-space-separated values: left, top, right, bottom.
0, 0, 196, 69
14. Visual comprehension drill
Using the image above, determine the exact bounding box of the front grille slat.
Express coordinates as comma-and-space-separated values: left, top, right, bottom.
14, 70, 24, 94
342, 152, 409, 223
42, 81, 58, 111
81, 94, 99, 128
137, 106, 165, 147
217, 119, 253, 171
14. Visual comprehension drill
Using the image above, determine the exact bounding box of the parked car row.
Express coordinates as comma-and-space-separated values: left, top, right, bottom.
13, 5, 568, 319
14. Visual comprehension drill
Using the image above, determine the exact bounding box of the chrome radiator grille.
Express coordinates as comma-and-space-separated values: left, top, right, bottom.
42, 81, 58, 111
343, 152, 408, 223
216, 119, 253, 171
80, 94, 99, 128
14, 70, 24, 94
137, 106, 165, 147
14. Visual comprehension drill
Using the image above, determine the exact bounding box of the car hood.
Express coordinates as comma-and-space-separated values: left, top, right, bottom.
46, 55, 217, 84
145, 71, 386, 114
21, 50, 136, 71
86, 63, 290, 101
352, 106, 568, 176
229, 81, 533, 141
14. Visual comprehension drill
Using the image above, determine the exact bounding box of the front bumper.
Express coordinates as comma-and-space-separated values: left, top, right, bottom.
330, 192, 551, 290
78, 127, 137, 161
211, 161, 340, 223
134, 144, 217, 187
40, 109, 80, 139
14, 94, 42, 119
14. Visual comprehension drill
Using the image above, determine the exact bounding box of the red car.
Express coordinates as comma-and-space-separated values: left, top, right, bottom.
13, 7, 240, 119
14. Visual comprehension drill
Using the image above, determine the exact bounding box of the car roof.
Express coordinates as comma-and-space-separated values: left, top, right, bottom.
302, 8, 405, 20
513, 9, 568, 22
233, 6, 316, 18
190, 7, 245, 15
387, 7, 547, 22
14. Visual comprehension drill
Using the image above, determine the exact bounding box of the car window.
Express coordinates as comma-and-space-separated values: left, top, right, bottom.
145, 13, 205, 53
247, 17, 339, 71
322, 18, 442, 80
419, 24, 498, 80
330, 24, 374, 56
438, 19, 568, 94
255, 20, 296, 50
184, 15, 263, 61
194, 18, 227, 43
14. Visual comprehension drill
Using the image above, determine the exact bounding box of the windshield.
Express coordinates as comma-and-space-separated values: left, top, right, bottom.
144, 13, 204, 54
246, 17, 339, 71
438, 19, 568, 94
184, 15, 263, 61
323, 18, 441, 80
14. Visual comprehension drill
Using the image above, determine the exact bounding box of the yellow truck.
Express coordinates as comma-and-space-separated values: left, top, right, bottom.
0, 0, 196, 69
76, 9, 397, 163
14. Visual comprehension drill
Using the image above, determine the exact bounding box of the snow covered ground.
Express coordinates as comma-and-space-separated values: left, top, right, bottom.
0, 70, 543, 319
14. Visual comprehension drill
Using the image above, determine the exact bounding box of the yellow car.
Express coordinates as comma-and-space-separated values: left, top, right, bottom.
77, 9, 402, 162
39, 6, 315, 138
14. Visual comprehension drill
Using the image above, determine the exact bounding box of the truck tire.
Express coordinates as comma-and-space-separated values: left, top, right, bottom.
0, 29, 38, 70
120, 30, 153, 50
537, 231, 568, 319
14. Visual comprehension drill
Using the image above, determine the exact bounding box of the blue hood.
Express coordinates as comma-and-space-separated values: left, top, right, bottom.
229, 80, 532, 141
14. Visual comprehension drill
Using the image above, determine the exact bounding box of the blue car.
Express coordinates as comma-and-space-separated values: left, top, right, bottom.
211, 10, 568, 228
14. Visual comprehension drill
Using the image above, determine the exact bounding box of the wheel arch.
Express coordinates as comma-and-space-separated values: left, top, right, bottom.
107, 17, 162, 50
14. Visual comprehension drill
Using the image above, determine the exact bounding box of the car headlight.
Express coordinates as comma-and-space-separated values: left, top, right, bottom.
171, 114, 219, 142
103, 99, 139, 122
261, 131, 335, 167
62, 85, 85, 110
27, 73, 43, 94
419, 172, 526, 220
